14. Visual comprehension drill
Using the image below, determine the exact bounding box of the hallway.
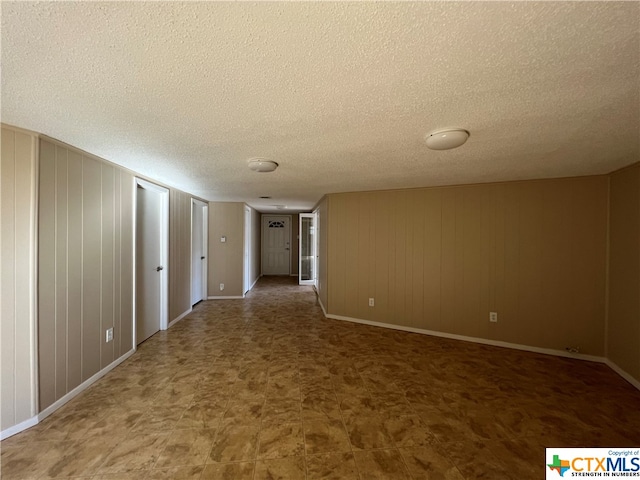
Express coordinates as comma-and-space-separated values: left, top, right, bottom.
2, 276, 640, 479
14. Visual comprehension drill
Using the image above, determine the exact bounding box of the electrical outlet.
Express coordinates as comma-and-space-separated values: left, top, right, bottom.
489, 312, 498, 323
106, 327, 113, 343
368, 298, 375, 307
220, 283, 225, 291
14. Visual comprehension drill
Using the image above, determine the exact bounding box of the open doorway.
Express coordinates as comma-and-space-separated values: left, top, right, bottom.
191, 199, 208, 306
135, 179, 169, 345
299, 213, 317, 286
244, 206, 251, 294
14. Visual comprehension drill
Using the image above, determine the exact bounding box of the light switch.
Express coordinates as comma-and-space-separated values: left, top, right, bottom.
221, 236, 226, 243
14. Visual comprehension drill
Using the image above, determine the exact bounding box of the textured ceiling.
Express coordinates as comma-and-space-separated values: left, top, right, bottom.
2, 1, 639, 212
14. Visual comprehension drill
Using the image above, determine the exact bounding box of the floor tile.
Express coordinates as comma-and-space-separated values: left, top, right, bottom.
439, 440, 516, 479
175, 401, 225, 430
83, 409, 145, 437
145, 465, 205, 479
338, 395, 384, 418
262, 397, 301, 426
1, 441, 75, 480
258, 422, 305, 459
301, 393, 342, 422
306, 452, 359, 480
130, 405, 188, 433
91, 473, 144, 480
201, 462, 255, 479
254, 456, 306, 480
98, 432, 170, 474
343, 415, 394, 450
154, 428, 216, 468
353, 448, 411, 479
303, 419, 351, 455
41, 434, 120, 478
223, 399, 264, 422
399, 446, 465, 479
385, 414, 438, 447
207, 425, 260, 463
2, 276, 640, 479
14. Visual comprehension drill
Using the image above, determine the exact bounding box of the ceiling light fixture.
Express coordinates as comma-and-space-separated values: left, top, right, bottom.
425, 128, 470, 150
248, 158, 278, 172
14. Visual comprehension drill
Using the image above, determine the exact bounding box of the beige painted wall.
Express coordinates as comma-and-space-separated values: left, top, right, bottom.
208, 202, 244, 297
169, 189, 192, 320
607, 163, 640, 382
1, 126, 38, 432
325, 176, 609, 355
38, 138, 135, 410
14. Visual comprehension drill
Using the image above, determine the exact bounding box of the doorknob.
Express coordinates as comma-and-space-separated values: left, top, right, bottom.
156, 266, 164, 272
201, 256, 205, 260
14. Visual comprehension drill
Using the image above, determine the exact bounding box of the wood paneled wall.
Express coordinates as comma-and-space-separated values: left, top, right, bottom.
208, 202, 244, 297
607, 164, 640, 382
169, 189, 192, 320
38, 138, 134, 411
1, 126, 38, 431
326, 176, 609, 355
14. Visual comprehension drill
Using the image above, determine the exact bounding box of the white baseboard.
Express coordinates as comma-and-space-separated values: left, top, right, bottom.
38, 348, 136, 422
0, 415, 39, 441
317, 295, 328, 317
168, 308, 192, 328
1, 348, 136, 440
243, 277, 261, 296
316, 285, 640, 391
322, 312, 639, 391
207, 295, 244, 300
326, 313, 606, 364
605, 359, 640, 391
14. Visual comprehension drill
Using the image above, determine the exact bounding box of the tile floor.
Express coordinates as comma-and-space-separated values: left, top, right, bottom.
2, 276, 640, 479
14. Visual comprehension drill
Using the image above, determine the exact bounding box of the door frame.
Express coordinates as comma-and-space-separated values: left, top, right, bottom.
191, 199, 208, 305
298, 213, 317, 286
134, 178, 169, 346
313, 207, 320, 290
244, 206, 251, 294
261, 214, 292, 276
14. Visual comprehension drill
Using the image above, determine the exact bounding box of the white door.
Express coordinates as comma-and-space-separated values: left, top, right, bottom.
136, 183, 164, 344
244, 206, 251, 294
262, 215, 291, 275
299, 213, 316, 285
191, 200, 207, 305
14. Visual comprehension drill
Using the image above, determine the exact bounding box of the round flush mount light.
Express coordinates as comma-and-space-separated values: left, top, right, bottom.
248, 158, 278, 172
425, 128, 470, 150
